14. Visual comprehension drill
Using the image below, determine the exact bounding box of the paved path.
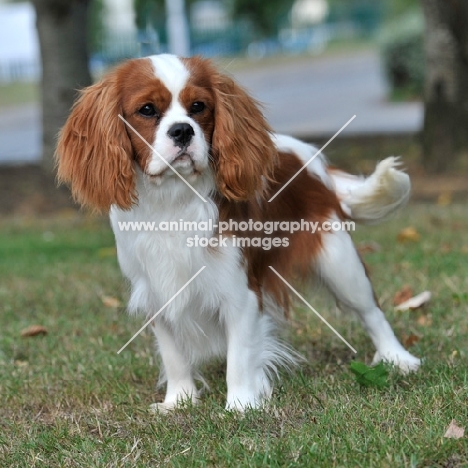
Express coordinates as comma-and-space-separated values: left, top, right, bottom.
0, 103, 41, 164
0, 49, 423, 165
233, 50, 422, 137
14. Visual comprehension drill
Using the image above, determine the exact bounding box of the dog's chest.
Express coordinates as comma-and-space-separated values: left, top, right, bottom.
109, 199, 242, 320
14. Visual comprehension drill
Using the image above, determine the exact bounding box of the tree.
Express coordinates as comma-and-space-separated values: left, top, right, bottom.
421, 0, 468, 172
88, 0, 106, 55
134, 0, 294, 40
31, 0, 92, 172
134, 0, 165, 30
229, 0, 295, 37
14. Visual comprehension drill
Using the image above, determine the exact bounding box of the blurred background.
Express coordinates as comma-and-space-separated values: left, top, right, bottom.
0, 0, 466, 215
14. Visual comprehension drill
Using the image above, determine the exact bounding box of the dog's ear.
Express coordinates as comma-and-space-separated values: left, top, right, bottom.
211, 72, 277, 201
55, 71, 136, 211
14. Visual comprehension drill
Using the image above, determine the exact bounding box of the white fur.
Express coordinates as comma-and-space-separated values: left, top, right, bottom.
272, 134, 411, 224
108, 56, 420, 412
316, 222, 421, 373
329, 157, 411, 224
149, 54, 189, 95
111, 57, 298, 410
111, 171, 297, 411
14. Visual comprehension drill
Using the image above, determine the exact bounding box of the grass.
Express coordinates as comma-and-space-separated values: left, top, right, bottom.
0, 204, 467, 467
0, 81, 38, 108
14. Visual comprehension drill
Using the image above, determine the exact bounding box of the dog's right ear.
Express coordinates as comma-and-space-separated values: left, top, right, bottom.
55, 71, 136, 211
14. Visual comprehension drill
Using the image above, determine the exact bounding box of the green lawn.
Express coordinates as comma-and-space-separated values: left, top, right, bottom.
0, 82, 39, 108
0, 204, 467, 467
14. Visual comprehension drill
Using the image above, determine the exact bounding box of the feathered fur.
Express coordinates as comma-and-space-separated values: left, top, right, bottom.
55, 54, 420, 412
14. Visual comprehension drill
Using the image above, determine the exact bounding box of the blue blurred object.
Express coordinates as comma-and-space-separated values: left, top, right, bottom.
279, 25, 331, 55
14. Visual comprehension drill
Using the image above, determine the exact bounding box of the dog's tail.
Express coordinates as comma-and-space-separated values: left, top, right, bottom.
273, 134, 410, 225
327, 157, 411, 224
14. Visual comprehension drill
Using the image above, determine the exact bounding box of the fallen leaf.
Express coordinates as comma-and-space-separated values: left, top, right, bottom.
397, 227, 421, 243
402, 334, 420, 348
21, 325, 48, 337
437, 192, 452, 206
446, 326, 455, 337
357, 241, 381, 255
416, 315, 432, 326
440, 244, 452, 253
395, 291, 432, 311
14, 360, 29, 367
393, 285, 414, 306
101, 296, 122, 308
444, 420, 465, 439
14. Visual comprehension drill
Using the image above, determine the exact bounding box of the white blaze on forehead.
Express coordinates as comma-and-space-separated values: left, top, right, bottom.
148, 54, 190, 98
145, 54, 209, 179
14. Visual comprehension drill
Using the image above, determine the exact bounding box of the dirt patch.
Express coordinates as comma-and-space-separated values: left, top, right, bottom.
0, 164, 79, 217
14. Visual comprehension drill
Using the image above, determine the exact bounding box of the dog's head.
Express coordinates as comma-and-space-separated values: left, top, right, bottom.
55, 54, 277, 210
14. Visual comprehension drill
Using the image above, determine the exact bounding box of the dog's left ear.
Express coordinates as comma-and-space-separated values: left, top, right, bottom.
211, 72, 277, 201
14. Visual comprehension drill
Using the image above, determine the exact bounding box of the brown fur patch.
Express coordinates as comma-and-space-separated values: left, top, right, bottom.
218, 151, 345, 313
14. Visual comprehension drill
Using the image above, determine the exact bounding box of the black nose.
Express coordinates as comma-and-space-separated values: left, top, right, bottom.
167, 123, 194, 147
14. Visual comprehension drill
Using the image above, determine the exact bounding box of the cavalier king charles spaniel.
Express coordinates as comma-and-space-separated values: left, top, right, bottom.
56, 54, 420, 412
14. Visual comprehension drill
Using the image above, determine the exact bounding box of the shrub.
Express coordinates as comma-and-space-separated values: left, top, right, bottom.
379, 12, 425, 98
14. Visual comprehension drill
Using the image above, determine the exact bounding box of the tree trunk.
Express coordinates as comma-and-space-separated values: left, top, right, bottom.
422, 0, 468, 172
32, 0, 92, 172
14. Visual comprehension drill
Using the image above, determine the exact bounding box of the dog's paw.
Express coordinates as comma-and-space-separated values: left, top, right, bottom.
225, 394, 266, 412
372, 349, 421, 374
225, 400, 253, 413
148, 402, 178, 414
149, 394, 200, 414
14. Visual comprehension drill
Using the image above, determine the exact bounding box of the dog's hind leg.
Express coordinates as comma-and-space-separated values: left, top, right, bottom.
315, 225, 421, 373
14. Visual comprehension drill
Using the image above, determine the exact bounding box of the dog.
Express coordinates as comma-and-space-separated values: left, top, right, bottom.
56, 54, 420, 411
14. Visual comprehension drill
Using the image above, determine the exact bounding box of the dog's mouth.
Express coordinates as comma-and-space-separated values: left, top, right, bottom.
172, 152, 193, 166
146, 151, 203, 181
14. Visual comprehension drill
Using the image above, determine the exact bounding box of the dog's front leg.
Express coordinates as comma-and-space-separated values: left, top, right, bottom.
224, 290, 272, 411
149, 320, 199, 413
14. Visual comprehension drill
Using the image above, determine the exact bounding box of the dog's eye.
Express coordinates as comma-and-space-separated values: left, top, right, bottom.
138, 103, 158, 117
190, 101, 205, 114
